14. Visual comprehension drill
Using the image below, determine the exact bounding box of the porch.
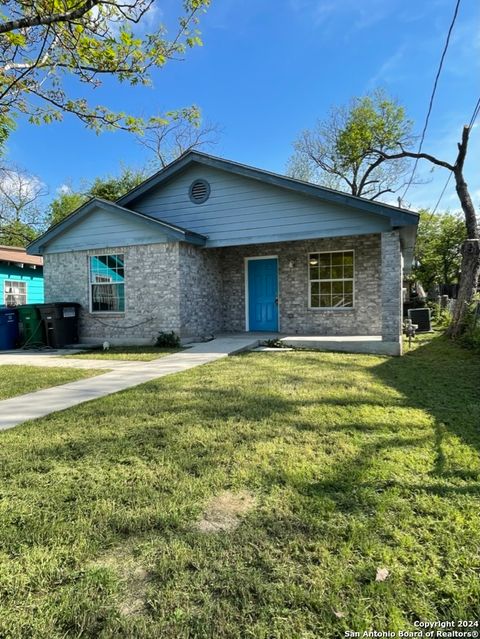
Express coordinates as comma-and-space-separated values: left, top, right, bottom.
198, 333, 399, 356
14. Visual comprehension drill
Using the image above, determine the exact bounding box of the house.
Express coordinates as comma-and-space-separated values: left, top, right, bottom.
0, 246, 44, 307
27, 151, 419, 355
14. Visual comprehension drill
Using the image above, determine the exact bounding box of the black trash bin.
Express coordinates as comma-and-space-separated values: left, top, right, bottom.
37, 303, 81, 348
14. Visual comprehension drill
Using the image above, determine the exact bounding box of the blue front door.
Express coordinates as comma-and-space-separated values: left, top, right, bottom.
247, 258, 278, 331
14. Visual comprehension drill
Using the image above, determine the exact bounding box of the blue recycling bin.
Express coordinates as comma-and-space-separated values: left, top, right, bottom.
0, 307, 19, 350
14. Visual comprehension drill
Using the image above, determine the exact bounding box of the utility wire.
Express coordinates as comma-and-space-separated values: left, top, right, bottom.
468, 96, 480, 128
402, 0, 462, 202
430, 173, 453, 218
429, 95, 480, 218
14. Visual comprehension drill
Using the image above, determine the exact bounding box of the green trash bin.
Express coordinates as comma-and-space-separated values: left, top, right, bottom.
17, 304, 46, 347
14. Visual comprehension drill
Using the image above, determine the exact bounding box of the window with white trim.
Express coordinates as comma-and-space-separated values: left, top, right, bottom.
89, 254, 125, 313
309, 251, 354, 308
4, 280, 27, 306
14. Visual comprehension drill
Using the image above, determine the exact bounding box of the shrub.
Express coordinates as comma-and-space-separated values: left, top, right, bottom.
435, 307, 453, 330
426, 300, 453, 330
263, 338, 288, 348
459, 296, 480, 351
155, 331, 181, 348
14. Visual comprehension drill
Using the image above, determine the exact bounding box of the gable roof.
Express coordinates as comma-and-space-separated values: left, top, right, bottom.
0, 245, 43, 267
118, 150, 419, 228
27, 197, 207, 255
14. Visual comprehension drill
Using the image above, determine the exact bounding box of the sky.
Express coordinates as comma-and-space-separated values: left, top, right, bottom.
5, 0, 480, 213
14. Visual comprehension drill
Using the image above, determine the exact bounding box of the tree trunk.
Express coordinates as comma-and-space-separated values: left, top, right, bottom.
447, 137, 479, 336
454, 166, 478, 239
371, 125, 479, 337
447, 239, 480, 337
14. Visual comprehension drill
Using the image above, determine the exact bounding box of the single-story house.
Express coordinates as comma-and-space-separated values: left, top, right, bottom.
28, 151, 419, 355
0, 245, 44, 307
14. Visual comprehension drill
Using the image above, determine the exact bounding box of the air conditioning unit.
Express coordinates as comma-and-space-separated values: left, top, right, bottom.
408, 307, 432, 332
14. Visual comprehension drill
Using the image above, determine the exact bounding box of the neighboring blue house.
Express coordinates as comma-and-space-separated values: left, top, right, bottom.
28, 151, 418, 354
0, 246, 44, 307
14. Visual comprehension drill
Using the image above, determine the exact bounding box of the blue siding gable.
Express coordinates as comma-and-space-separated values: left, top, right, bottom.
132, 164, 392, 247
41, 204, 175, 253
0, 263, 44, 305
28, 198, 206, 256
27, 153, 418, 256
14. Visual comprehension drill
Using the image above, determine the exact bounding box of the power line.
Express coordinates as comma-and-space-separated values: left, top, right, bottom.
430, 173, 453, 217
468, 96, 480, 128
429, 95, 480, 218
402, 0, 462, 201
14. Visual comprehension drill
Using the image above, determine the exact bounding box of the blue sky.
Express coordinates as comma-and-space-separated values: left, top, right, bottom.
6, 0, 480, 212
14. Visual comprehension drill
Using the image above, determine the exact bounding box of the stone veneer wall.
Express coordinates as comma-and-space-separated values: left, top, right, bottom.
43, 232, 402, 342
380, 231, 403, 344
218, 234, 383, 335
178, 243, 223, 336
44, 242, 183, 342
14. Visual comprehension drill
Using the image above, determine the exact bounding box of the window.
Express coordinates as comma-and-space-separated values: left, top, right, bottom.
309, 251, 354, 308
90, 254, 125, 313
4, 280, 27, 306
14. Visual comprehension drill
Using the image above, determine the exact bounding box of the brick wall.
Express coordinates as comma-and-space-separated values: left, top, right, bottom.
380, 231, 403, 345
43, 232, 401, 342
219, 234, 383, 335
44, 242, 182, 342
179, 243, 223, 336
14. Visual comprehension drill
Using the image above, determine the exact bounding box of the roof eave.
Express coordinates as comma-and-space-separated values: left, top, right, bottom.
27, 197, 207, 255
0, 258, 42, 268
118, 151, 420, 228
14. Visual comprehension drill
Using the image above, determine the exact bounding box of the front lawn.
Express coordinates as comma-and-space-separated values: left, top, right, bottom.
0, 365, 102, 400
66, 346, 183, 361
0, 336, 479, 637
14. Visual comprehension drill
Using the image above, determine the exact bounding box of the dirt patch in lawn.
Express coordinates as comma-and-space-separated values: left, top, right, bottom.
90, 542, 151, 616
196, 490, 256, 533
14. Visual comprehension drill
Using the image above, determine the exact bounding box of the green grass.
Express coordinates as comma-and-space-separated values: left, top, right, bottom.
0, 365, 103, 400
0, 335, 479, 638
66, 346, 183, 361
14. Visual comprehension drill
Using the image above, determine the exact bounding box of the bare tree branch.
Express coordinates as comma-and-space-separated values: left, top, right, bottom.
372, 148, 455, 173
136, 114, 221, 167
373, 123, 478, 337
287, 91, 415, 201
0, 166, 49, 245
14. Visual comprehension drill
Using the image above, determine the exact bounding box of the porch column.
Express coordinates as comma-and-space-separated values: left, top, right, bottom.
380, 231, 403, 355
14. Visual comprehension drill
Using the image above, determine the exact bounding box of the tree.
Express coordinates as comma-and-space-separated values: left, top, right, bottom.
374, 124, 479, 337
47, 166, 146, 226
414, 210, 466, 293
48, 109, 221, 226
136, 107, 221, 168
287, 90, 415, 200
48, 190, 87, 228
0, 0, 209, 138
88, 167, 146, 201
0, 219, 37, 245
0, 167, 47, 245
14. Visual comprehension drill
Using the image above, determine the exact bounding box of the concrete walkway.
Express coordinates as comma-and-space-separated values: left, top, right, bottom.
0, 350, 138, 370
0, 336, 259, 431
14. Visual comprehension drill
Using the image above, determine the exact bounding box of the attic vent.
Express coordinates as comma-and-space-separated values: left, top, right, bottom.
189, 179, 210, 204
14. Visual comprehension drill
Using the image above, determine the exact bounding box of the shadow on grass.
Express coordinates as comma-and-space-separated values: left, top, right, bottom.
1, 339, 480, 636
8, 335, 479, 496
2, 338, 478, 529
373, 333, 480, 467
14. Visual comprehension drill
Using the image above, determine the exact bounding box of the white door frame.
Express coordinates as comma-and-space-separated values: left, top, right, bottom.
244, 255, 279, 332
